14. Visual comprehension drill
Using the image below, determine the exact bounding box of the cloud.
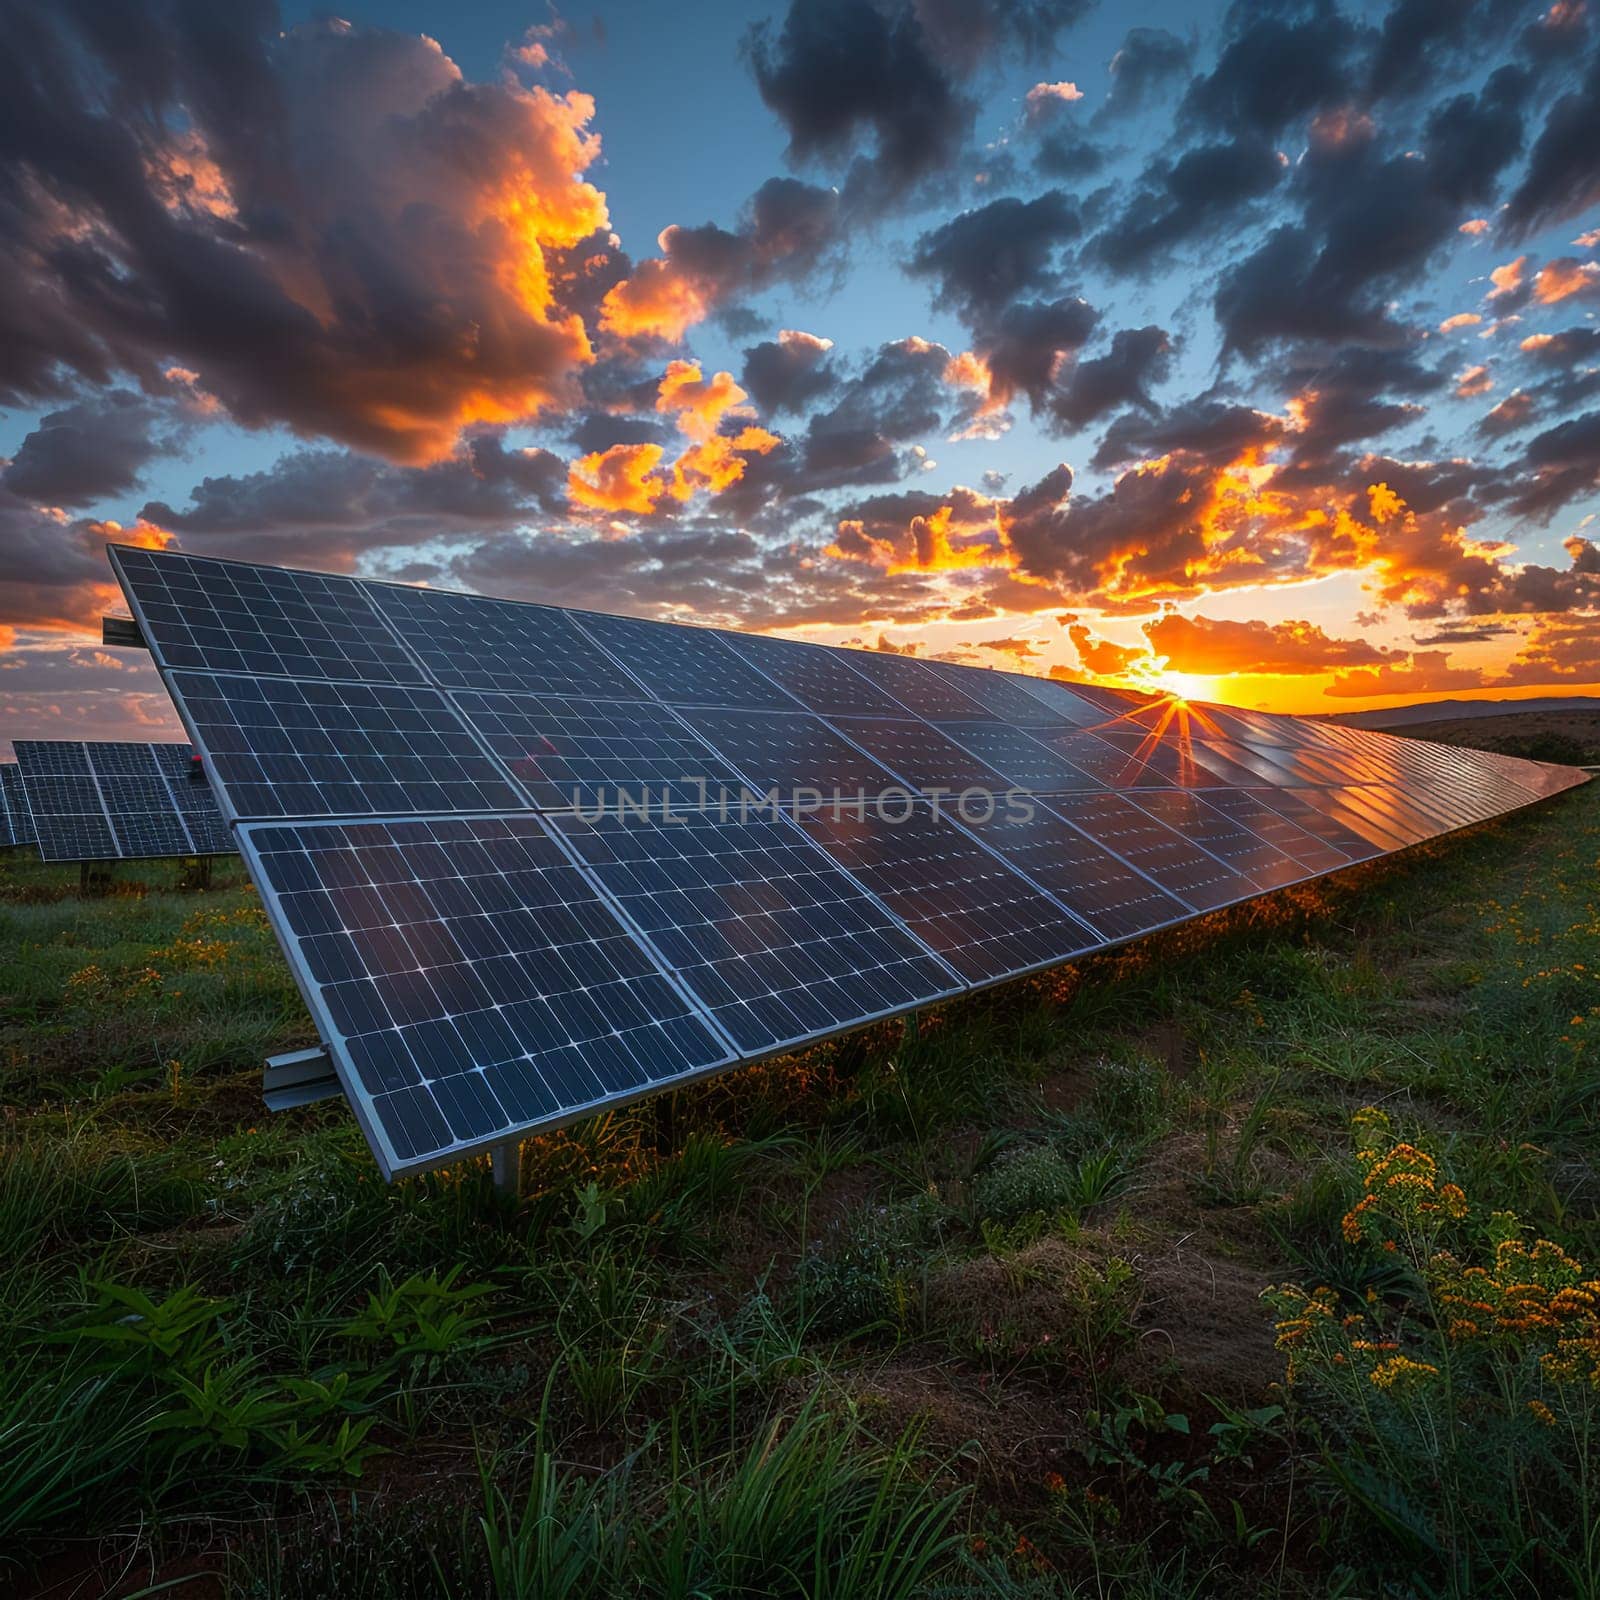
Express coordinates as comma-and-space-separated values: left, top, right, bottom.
0, 11, 611, 462
1089, 138, 1283, 275
599, 177, 841, 341
741, 330, 838, 414
1324, 649, 1485, 698
1048, 326, 1173, 432
1501, 44, 1600, 238
1478, 390, 1536, 435
1067, 622, 1146, 676
1533, 257, 1600, 304
907, 191, 1080, 317
3, 390, 183, 508
1144, 612, 1391, 675
1098, 27, 1194, 122
141, 436, 567, 565
745, 0, 1089, 205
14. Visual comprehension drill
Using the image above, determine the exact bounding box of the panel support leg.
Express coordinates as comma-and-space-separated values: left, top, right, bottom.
491, 1140, 522, 1198
902, 1012, 920, 1046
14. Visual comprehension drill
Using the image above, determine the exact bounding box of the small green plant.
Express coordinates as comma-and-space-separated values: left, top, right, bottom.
972, 1144, 1079, 1222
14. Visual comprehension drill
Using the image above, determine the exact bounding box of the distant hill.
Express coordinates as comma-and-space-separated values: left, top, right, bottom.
1325, 695, 1600, 729
1330, 700, 1600, 767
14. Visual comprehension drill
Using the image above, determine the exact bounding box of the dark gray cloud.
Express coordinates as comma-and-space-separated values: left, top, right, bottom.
3, 390, 181, 507
1089, 138, 1283, 275
741, 331, 838, 415
907, 191, 1080, 316
978, 297, 1099, 409
1097, 27, 1194, 122
1049, 326, 1173, 432
1501, 43, 1600, 237
1183, 0, 1366, 135
745, 0, 1088, 205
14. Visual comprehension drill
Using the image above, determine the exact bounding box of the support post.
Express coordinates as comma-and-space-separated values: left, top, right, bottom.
491, 1140, 522, 1198
902, 1011, 920, 1046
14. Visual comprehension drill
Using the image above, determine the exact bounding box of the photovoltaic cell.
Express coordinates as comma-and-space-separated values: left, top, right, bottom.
1047, 792, 1250, 911
675, 708, 903, 800
931, 721, 1105, 793
0, 765, 26, 848
835, 647, 992, 718
549, 808, 961, 1053
450, 691, 738, 813
717, 631, 904, 714
111, 548, 421, 683
574, 611, 799, 710
1194, 788, 1350, 875
923, 660, 1076, 724
830, 716, 1013, 795
1027, 728, 1174, 790
794, 801, 1097, 985
997, 672, 1103, 727
241, 813, 733, 1177
368, 585, 644, 701
171, 673, 525, 820
1125, 790, 1307, 889
951, 800, 1188, 944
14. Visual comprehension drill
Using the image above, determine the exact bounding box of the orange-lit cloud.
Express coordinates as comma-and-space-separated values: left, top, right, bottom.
1144, 612, 1391, 675
1439, 312, 1482, 332
1068, 622, 1147, 677
1488, 255, 1527, 300
656, 360, 751, 441
568, 442, 668, 513
1324, 650, 1484, 698
600, 250, 711, 341
1533, 256, 1600, 304
1454, 364, 1493, 397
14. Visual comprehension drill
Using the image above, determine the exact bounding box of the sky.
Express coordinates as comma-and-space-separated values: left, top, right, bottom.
2, 0, 1599, 748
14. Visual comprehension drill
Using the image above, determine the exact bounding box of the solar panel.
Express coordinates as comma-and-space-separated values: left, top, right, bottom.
951, 798, 1189, 944
793, 800, 1098, 984
830, 715, 1014, 796
717, 631, 905, 714
834, 647, 992, 717
1047, 792, 1251, 911
111, 547, 421, 683
241, 813, 735, 1177
547, 808, 962, 1053
450, 691, 739, 814
106, 542, 1590, 1183
922, 659, 1076, 724
996, 671, 1104, 727
931, 721, 1105, 793
367, 584, 644, 701
573, 611, 799, 710
12, 740, 233, 861
0, 764, 29, 847
675, 708, 904, 801
1125, 790, 1308, 889
169, 673, 524, 820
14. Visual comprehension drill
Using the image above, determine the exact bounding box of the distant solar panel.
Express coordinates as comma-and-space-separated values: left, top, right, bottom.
12, 740, 232, 861
107, 543, 1590, 1182
0, 764, 30, 847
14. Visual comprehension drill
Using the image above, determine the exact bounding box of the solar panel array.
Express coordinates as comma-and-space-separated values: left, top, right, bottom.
108, 545, 1590, 1180
0, 763, 34, 848
12, 740, 233, 861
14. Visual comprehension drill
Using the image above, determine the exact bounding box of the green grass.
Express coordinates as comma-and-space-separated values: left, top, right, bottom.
1, 784, 1597, 1597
